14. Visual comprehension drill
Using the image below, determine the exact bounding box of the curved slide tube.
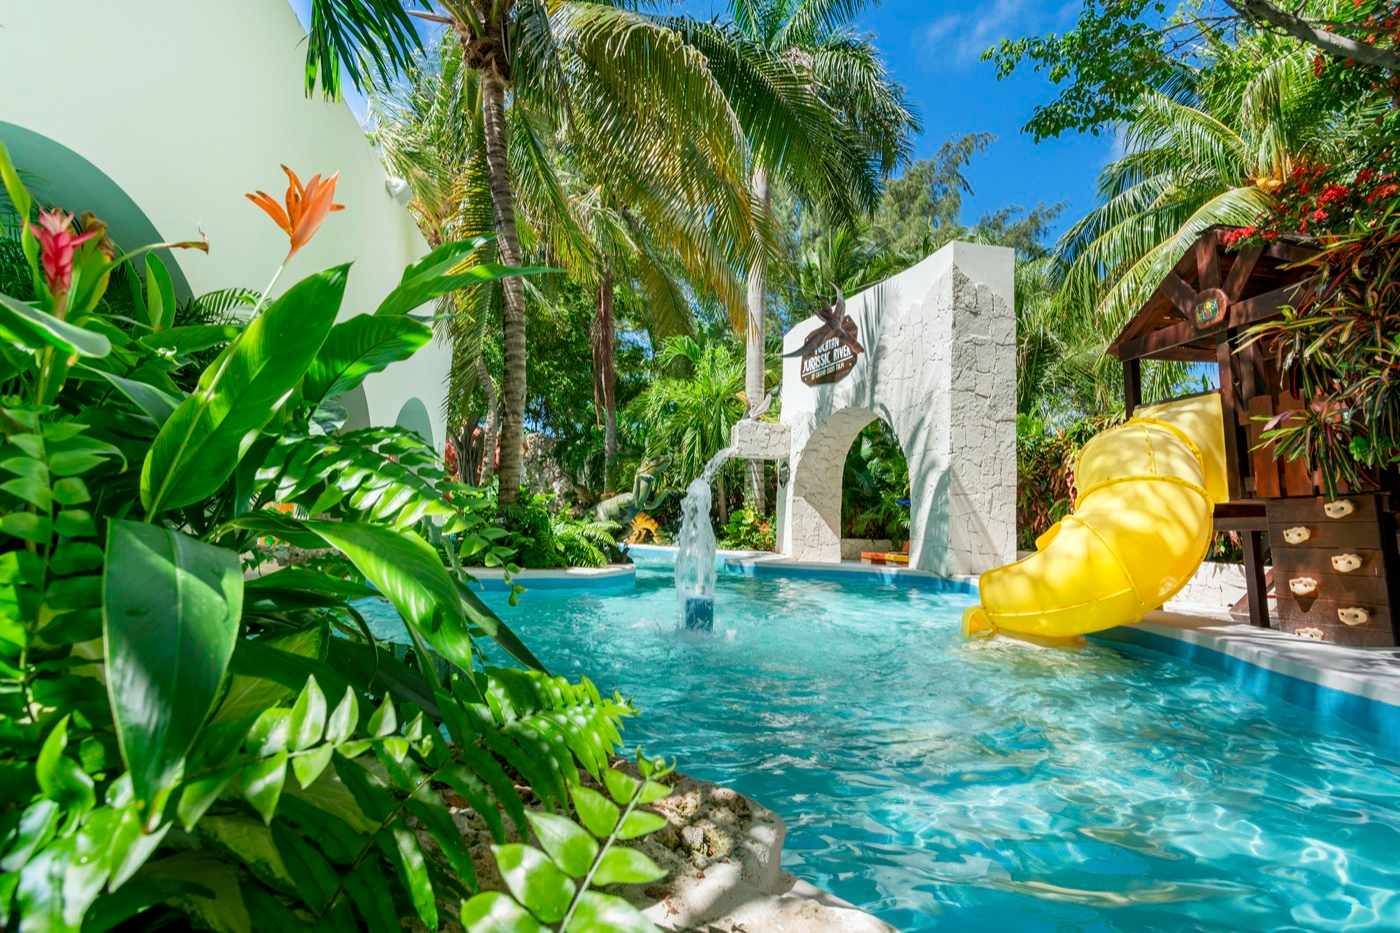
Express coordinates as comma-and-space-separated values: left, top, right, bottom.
963, 393, 1230, 640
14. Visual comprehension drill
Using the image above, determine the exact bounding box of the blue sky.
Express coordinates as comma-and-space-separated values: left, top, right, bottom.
289, 0, 1110, 239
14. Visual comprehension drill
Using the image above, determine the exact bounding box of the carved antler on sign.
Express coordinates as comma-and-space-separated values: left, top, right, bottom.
783, 288, 866, 358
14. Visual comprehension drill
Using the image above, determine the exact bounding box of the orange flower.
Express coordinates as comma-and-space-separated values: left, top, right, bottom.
245, 165, 344, 259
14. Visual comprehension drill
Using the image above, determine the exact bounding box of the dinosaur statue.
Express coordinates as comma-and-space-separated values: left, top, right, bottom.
595, 458, 670, 531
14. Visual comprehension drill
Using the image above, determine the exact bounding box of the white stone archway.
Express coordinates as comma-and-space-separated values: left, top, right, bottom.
774, 241, 1017, 576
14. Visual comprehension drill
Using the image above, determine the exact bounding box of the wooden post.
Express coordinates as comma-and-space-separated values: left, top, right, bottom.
1216, 337, 1244, 501
1241, 530, 1270, 628
1122, 357, 1142, 418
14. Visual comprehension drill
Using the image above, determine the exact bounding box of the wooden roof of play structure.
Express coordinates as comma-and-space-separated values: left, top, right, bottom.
1107, 227, 1319, 363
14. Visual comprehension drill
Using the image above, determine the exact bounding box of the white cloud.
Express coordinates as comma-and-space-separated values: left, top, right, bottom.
920, 0, 1032, 69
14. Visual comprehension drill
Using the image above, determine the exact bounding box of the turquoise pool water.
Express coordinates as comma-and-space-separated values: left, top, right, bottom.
366, 560, 1400, 931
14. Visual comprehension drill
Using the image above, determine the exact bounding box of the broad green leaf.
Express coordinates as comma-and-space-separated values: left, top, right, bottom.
300, 519, 476, 671
602, 769, 640, 806
0, 145, 36, 278
368, 694, 397, 737
138, 852, 251, 933
106, 804, 172, 889
247, 709, 291, 756
638, 780, 671, 805
139, 324, 242, 355
198, 814, 294, 890
571, 786, 620, 838
145, 254, 176, 331
141, 265, 347, 514
1, 511, 50, 543
385, 822, 437, 928
177, 769, 237, 831
35, 715, 95, 814
53, 509, 96, 538
288, 676, 326, 750
291, 745, 334, 789
268, 823, 339, 912
616, 809, 668, 841
459, 582, 547, 672
460, 892, 544, 932
240, 751, 288, 824
592, 846, 666, 886
374, 237, 538, 317
564, 891, 660, 933
90, 369, 182, 426
303, 314, 432, 407
0, 291, 111, 357
405, 785, 479, 893
492, 843, 575, 924
526, 811, 598, 879
0, 799, 59, 871
16, 837, 75, 932
2, 475, 49, 509
82, 878, 209, 933
245, 566, 375, 601
324, 687, 358, 744
102, 520, 242, 814
51, 477, 89, 505
0, 454, 46, 480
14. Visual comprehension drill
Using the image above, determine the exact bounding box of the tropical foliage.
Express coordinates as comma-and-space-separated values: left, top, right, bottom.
840, 421, 910, 544
0, 150, 671, 931
1242, 195, 1400, 495
633, 337, 749, 524
1000, 0, 1399, 542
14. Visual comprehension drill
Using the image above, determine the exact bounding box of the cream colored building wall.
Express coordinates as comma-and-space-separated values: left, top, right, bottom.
0, 0, 448, 445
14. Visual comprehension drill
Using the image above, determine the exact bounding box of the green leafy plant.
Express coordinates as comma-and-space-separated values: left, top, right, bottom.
0, 146, 667, 930
1242, 202, 1400, 496
717, 508, 774, 551
553, 514, 622, 569
841, 420, 909, 544
461, 757, 673, 932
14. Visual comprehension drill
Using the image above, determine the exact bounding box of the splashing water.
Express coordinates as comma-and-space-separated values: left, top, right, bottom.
674, 446, 736, 631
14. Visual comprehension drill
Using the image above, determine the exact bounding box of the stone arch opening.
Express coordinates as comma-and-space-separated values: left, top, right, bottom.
841, 418, 912, 554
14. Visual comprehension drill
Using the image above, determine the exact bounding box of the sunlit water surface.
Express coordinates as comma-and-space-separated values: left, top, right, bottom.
364, 559, 1400, 931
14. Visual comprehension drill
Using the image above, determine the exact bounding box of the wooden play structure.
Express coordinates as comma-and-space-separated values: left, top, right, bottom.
1108, 228, 1400, 647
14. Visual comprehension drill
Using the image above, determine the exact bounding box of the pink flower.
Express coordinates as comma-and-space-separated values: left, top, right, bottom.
30, 209, 97, 296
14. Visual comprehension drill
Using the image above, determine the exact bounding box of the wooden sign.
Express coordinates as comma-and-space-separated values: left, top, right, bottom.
800, 318, 861, 385
787, 289, 866, 386
1193, 287, 1230, 329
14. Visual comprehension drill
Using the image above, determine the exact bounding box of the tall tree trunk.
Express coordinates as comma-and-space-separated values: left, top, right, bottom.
475, 352, 498, 484
480, 68, 528, 504
744, 166, 770, 515
592, 270, 619, 492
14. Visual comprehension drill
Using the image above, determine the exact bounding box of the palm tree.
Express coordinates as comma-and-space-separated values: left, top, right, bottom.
1054, 24, 1345, 331
661, 1, 917, 512
374, 31, 754, 493
306, 0, 761, 503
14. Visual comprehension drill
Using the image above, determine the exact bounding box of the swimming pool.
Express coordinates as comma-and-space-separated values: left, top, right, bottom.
365, 559, 1400, 931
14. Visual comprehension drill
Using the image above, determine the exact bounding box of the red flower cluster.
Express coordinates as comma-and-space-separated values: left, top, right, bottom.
1223, 158, 1400, 249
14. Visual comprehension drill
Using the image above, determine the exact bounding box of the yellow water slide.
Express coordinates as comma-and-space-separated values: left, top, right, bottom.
963, 393, 1231, 640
